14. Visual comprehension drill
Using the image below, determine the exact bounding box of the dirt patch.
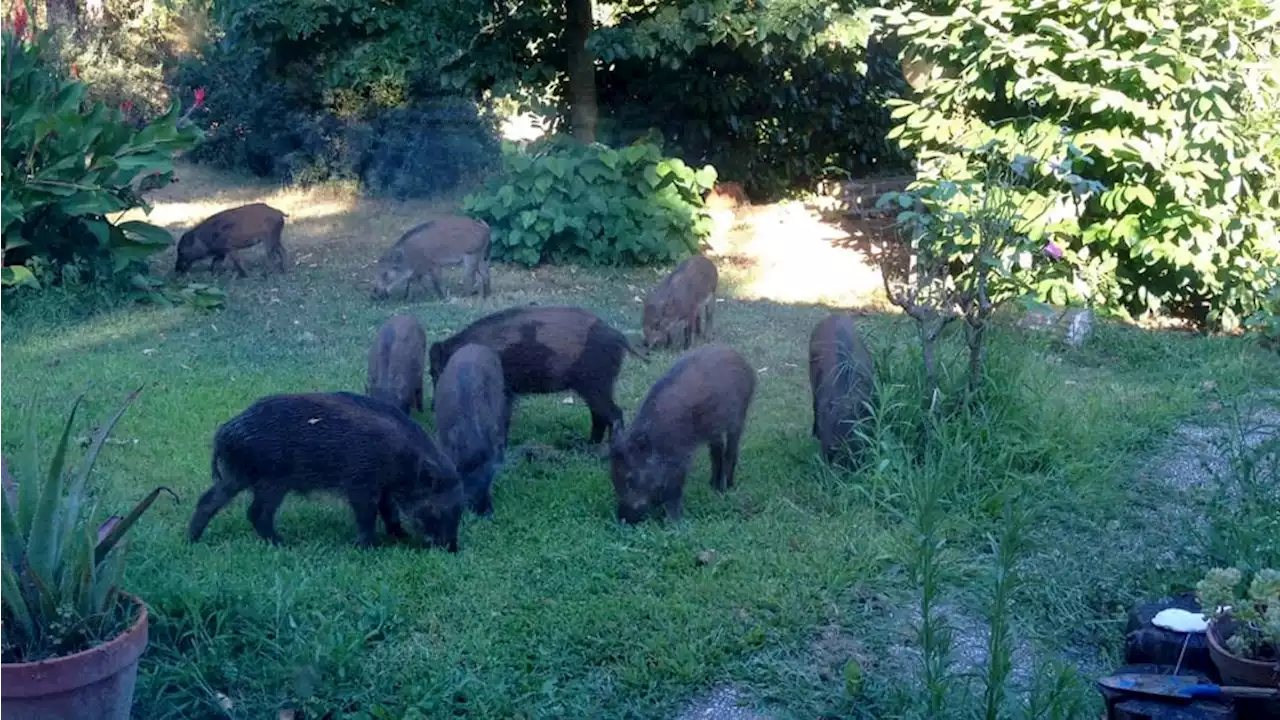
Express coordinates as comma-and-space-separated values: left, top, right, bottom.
673, 685, 773, 720
1151, 399, 1279, 493
881, 601, 1036, 694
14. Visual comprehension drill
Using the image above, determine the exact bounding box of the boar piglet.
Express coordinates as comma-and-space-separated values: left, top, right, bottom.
642, 255, 719, 350
175, 203, 288, 277
367, 314, 427, 415
434, 344, 510, 516
373, 215, 492, 300
429, 306, 647, 445
610, 344, 756, 524
187, 392, 463, 551
809, 313, 876, 468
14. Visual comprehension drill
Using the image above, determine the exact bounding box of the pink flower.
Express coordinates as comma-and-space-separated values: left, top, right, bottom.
193, 87, 206, 109
11, 3, 28, 41
71, 63, 80, 79
1043, 242, 1064, 261
121, 99, 134, 114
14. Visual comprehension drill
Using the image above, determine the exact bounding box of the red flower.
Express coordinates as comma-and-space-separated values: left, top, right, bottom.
71, 63, 80, 79
12, 3, 28, 41
193, 87, 207, 109
121, 99, 134, 114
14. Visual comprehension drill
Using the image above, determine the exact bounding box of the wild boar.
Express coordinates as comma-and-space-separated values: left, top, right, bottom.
372, 215, 491, 300
175, 203, 288, 276
367, 315, 427, 416
609, 344, 755, 524
642, 255, 718, 350
428, 306, 646, 445
433, 343, 509, 517
187, 391, 463, 551
808, 313, 876, 467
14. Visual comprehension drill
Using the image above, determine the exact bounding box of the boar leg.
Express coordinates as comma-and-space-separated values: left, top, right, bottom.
703, 298, 714, 339
377, 491, 409, 539
227, 250, 250, 278
427, 267, 447, 299
246, 486, 288, 545
663, 487, 684, 522
709, 438, 727, 491
414, 385, 425, 414
462, 253, 479, 296
583, 394, 623, 445
348, 494, 382, 548
723, 427, 743, 490
479, 256, 492, 298
208, 254, 226, 274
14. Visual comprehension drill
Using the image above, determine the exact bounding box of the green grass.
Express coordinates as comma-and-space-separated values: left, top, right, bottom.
3, 167, 1278, 719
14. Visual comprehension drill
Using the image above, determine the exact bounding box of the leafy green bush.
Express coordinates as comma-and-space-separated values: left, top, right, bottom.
167, 0, 498, 197
590, 1, 910, 199
1, 6, 202, 290
462, 137, 717, 266
882, 0, 1280, 328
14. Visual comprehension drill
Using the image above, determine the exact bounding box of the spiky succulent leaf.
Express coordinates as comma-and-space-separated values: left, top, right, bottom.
1, 563, 34, 640
24, 393, 85, 587
61, 386, 142, 555
1, 480, 27, 580
95, 486, 175, 565
16, 399, 43, 537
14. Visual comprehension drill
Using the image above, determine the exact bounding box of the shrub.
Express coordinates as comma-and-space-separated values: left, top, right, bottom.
462, 136, 717, 266
172, 42, 499, 198
1, 4, 202, 291
882, 0, 1280, 329
1197, 567, 1280, 662
591, 1, 910, 199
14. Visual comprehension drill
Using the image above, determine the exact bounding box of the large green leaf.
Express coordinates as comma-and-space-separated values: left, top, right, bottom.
56, 190, 128, 216
118, 220, 175, 246
1, 265, 39, 288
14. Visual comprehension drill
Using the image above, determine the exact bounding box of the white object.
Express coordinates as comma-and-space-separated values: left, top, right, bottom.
1151, 608, 1208, 634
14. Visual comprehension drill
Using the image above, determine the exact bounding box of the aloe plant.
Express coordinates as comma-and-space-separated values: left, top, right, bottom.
1, 387, 176, 663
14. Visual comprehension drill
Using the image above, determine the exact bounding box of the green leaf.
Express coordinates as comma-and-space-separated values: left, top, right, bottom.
1, 265, 39, 288
56, 191, 127, 216
117, 220, 174, 246
25, 392, 87, 588
1132, 185, 1156, 208
1, 563, 33, 640
95, 486, 177, 566
60, 388, 143, 565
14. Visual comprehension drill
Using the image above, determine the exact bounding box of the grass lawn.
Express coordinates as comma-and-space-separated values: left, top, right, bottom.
2, 164, 1278, 719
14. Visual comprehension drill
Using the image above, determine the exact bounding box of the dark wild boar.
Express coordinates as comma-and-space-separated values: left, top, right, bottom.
808, 312, 876, 467
187, 392, 463, 551
367, 315, 427, 415
610, 344, 755, 524
175, 203, 288, 276
642, 255, 718, 349
433, 343, 509, 516
373, 215, 491, 300
429, 306, 646, 445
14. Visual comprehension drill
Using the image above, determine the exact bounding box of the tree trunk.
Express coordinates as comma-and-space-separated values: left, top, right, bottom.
564, 0, 598, 143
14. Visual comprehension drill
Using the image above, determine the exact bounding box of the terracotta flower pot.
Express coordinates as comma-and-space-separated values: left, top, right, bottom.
1207, 618, 1280, 687
1, 594, 149, 720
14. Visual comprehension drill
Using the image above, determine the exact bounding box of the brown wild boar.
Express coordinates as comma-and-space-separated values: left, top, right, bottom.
428, 306, 646, 445
367, 314, 427, 416
187, 391, 463, 551
609, 344, 755, 524
809, 312, 876, 467
373, 215, 491, 300
175, 203, 288, 276
433, 343, 510, 517
642, 254, 718, 349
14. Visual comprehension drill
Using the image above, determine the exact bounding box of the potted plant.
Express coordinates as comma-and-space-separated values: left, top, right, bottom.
1, 388, 176, 720
1196, 567, 1280, 689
